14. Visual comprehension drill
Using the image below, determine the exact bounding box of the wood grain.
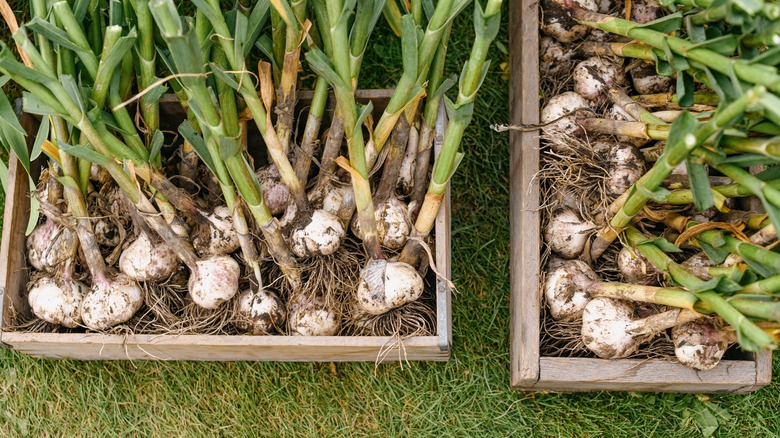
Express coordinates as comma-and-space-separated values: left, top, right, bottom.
0, 90, 452, 362
1, 333, 447, 362
509, 0, 542, 388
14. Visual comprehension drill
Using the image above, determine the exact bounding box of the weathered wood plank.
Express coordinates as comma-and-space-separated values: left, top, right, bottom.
534, 358, 759, 393
509, 0, 542, 388
2, 333, 446, 362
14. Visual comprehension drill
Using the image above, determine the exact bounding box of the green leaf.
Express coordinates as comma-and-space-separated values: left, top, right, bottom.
58, 141, 110, 165
25, 177, 39, 236
305, 48, 348, 91
148, 130, 164, 164
400, 14, 419, 78
73, 0, 91, 22
663, 111, 697, 155
60, 75, 85, 115
218, 135, 242, 161
721, 153, 780, 167
178, 120, 216, 176
689, 35, 738, 56
637, 184, 671, 202
676, 72, 695, 108
698, 240, 730, 264
31, 116, 50, 161
0, 156, 8, 193
732, 0, 763, 14
233, 7, 248, 69
0, 82, 27, 137
210, 63, 241, 91
355, 101, 374, 135
26, 18, 83, 52
637, 13, 683, 33
649, 236, 681, 253
686, 157, 714, 211
245, 1, 271, 56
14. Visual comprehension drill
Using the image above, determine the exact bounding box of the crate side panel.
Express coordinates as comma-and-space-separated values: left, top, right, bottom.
529, 358, 761, 393
2, 333, 446, 362
509, 0, 542, 387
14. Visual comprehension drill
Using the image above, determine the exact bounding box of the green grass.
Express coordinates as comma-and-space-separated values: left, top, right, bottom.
2, 3, 780, 437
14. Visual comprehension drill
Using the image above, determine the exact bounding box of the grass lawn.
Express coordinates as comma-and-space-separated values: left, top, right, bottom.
1, 2, 780, 436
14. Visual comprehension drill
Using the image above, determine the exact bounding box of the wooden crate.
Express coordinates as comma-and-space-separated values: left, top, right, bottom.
0, 89, 452, 362
508, 2, 771, 392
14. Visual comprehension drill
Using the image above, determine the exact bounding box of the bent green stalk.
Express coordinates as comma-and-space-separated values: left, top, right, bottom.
625, 226, 776, 351
400, 0, 502, 265
589, 87, 765, 260
150, 0, 301, 289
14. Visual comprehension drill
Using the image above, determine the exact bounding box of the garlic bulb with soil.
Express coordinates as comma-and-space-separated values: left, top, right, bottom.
94, 218, 120, 247
544, 209, 595, 259
606, 143, 646, 197
573, 57, 624, 102
541, 92, 592, 139
631, 0, 662, 23
290, 209, 346, 258
236, 288, 286, 335
80, 274, 144, 330
28, 276, 87, 328
617, 247, 661, 285
288, 294, 340, 336
630, 63, 673, 95
257, 165, 290, 216
26, 220, 76, 273
544, 260, 599, 321
352, 198, 412, 250
582, 297, 700, 359
541, 36, 575, 76
193, 205, 240, 256
541, 0, 598, 43
119, 232, 180, 281
672, 320, 729, 370
356, 259, 425, 315
187, 255, 240, 309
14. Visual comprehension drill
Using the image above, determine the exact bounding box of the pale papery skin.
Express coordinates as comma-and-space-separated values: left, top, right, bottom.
617, 247, 661, 286
544, 260, 598, 321
80, 274, 143, 330
195, 205, 240, 256
236, 289, 286, 335
541, 0, 598, 43
630, 64, 673, 95
288, 295, 340, 336
573, 57, 624, 102
544, 209, 595, 259
119, 232, 180, 281
540, 36, 574, 76
581, 297, 642, 359
257, 165, 290, 216
352, 198, 412, 250
94, 218, 120, 247
28, 276, 87, 328
672, 320, 729, 370
541, 92, 592, 141
606, 143, 646, 197
188, 255, 240, 309
26, 220, 74, 273
356, 260, 424, 315
291, 210, 346, 257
